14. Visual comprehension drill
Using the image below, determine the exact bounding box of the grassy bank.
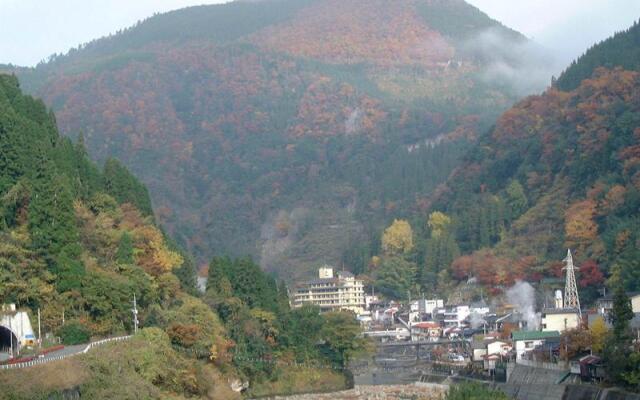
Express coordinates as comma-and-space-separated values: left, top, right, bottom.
0, 328, 240, 400
247, 366, 348, 398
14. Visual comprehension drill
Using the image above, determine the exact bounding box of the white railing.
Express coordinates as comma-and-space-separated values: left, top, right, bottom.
0, 335, 132, 370
81, 335, 132, 354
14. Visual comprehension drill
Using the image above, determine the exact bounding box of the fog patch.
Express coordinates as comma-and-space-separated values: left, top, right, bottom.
463, 27, 564, 96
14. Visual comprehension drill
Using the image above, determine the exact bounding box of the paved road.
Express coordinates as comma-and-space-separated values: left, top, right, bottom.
0, 336, 131, 370
39, 344, 87, 361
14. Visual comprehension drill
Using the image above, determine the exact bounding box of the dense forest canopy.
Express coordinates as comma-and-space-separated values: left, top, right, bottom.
361, 19, 640, 308
3, 0, 545, 281
0, 73, 365, 398
0, 72, 188, 334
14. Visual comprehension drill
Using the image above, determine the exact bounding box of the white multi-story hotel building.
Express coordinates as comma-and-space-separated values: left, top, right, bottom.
293, 266, 365, 314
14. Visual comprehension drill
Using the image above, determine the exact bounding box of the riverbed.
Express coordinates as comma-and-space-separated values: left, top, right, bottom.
257, 383, 448, 399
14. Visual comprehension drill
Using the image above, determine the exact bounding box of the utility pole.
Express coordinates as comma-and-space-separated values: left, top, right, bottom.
38, 308, 42, 349
132, 294, 139, 334
9, 318, 13, 359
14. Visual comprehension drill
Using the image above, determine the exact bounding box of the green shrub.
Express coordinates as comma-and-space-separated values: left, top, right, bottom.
57, 321, 91, 345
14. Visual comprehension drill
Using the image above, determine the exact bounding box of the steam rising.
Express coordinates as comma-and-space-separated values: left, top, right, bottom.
469, 311, 486, 329
506, 280, 540, 331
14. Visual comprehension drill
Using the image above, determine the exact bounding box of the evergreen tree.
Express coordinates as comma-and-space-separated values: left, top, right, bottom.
505, 179, 528, 218
0, 121, 22, 194
206, 256, 233, 299
276, 280, 291, 314
478, 208, 490, 248
104, 158, 153, 216
29, 167, 80, 256
72, 133, 103, 200
173, 254, 198, 294
115, 232, 134, 264
376, 256, 416, 300
614, 246, 640, 292
603, 281, 639, 388
422, 212, 460, 292
609, 283, 633, 341
227, 257, 278, 311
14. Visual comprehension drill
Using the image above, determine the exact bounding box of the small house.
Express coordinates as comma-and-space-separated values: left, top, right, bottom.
511, 330, 560, 361
541, 308, 580, 332
412, 321, 442, 341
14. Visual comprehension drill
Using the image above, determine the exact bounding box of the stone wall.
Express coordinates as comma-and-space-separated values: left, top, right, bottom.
256, 383, 448, 399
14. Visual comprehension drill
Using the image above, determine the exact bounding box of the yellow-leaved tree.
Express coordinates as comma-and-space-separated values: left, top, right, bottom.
427, 211, 451, 239
565, 200, 598, 249
134, 225, 183, 276
381, 219, 413, 255
589, 315, 608, 354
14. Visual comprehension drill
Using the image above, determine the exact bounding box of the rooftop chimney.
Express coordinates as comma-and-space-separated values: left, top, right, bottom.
555, 290, 563, 309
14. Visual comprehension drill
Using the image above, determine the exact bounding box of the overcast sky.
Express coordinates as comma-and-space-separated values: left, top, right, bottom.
0, 0, 638, 67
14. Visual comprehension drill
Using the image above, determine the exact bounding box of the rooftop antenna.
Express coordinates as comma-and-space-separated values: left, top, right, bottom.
563, 249, 581, 318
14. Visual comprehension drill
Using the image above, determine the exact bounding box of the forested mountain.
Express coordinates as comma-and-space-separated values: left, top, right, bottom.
433, 67, 639, 298
369, 22, 640, 306
4, 0, 546, 280
0, 73, 188, 326
0, 74, 365, 398
556, 19, 640, 91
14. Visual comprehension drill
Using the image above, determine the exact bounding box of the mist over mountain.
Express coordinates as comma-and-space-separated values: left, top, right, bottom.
420, 20, 640, 301
6, 0, 550, 280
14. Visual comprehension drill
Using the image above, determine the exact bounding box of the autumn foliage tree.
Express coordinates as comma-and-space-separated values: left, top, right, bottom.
565, 200, 598, 250
134, 225, 184, 277
381, 219, 414, 255
589, 316, 608, 354
167, 323, 200, 347
560, 329, 593, 360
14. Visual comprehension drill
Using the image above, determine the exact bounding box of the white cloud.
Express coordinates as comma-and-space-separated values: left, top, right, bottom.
467, 0, 640, 66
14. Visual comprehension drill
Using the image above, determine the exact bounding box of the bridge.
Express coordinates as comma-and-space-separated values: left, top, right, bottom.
363, 329, 410, 339
372, 339, 472, 366
377, 339, 470, 349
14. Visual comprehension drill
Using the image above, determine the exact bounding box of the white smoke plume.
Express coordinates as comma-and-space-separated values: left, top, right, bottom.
469, 311, 486, 329
506, 280, 541, 331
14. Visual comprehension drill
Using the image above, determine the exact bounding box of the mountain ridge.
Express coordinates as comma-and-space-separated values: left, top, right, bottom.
556, 19, 640, 91
5, 0, 542, 280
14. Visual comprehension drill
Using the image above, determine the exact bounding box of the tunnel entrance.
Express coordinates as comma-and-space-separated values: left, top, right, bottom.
0, 325, 18, 355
